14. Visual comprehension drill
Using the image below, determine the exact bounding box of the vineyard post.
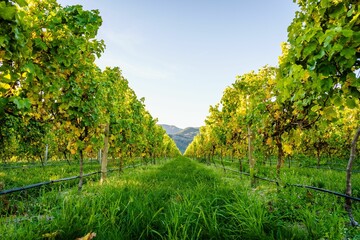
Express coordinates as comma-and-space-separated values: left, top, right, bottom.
78, 149, 84, 192
220, 149, 226, 172
100, 123, 110, 184
238, 158, 243, 179
345, 127, 360, 226
119, 156, 123, 172
289, 156, 291, 168
44, 144, 48, 165
248, 125, 255, 187
98, 149, 102, 164
275, 135, 284, 177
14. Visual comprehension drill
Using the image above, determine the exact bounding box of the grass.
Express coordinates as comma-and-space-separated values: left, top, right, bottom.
0, 161, 101, 189
211, 157, 360, 196
1, 156, 360, 239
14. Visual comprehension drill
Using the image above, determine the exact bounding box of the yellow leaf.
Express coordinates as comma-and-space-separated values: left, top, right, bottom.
70, 148, 77, 155
76, 232, 96, 240
0, 82, 11, 90
4, 73, 11, 80
42, 231, 60, 239
266, 138, 273, 146
302, 70, 310, 82
74, 129, 81, 137
67, 142, 78, 155
283, 144, 293, 155
84, 145, 92, 153
274, 112, 281, 120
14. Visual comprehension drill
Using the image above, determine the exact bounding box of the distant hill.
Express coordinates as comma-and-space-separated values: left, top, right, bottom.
159, 124, 199, 154
160, 124, 183, 135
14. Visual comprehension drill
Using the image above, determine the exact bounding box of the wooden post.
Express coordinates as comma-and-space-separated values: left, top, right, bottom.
345, 127, 360, 226
78, 149, 84, 192
100, 123, 110, 184
248, 125, 255, 187
98, 149, 102, 164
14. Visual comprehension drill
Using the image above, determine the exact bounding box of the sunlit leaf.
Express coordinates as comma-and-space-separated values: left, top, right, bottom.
75, 232, 96, 240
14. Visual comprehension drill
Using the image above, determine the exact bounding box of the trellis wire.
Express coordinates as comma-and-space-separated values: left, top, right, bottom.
213, 163, 360, 202
0, 164, 143, 196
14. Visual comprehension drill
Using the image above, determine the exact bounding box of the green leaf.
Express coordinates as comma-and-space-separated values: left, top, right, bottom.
310, 104, 321, 112
12, 98, 31, 110
347, 7, 354, 17
257, 102, 266, 111
329, 5, 344, 20
303, 43, 317, 59
323, 32, 334, 48
332, 95, 343, 106
0, 97, 8, 113
323, 106, 337, 121
318, 63, 336, 76
349, 86, 360, 99
0, 36, 6, 46
22, 62, 35, 74
34, 38, 48, 51
314, 49, 325, 60
0, 3, 16, 20
333, 43, 343, 52
320, 77, 333, 91
342, 29, 353, 38
345, 98, 357, 109
320, 0, 330, 8
340, 48, 356, 60
15, 0, 27, 7
346, 72, 357, 85
308, 61, 317, 71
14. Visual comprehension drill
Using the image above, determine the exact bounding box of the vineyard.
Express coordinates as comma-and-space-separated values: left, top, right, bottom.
1, 0, 360, 239
184, 0, 360, 229
0, 0, 181, 192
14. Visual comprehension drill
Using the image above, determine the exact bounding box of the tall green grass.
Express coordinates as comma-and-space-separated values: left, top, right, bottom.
1, 157, 359, 239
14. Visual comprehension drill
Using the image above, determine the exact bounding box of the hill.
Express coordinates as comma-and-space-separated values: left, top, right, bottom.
159, 124, 183, 135
159, 124, 199, 154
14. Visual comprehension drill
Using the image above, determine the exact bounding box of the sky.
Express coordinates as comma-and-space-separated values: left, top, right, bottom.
57, 0, 298, 129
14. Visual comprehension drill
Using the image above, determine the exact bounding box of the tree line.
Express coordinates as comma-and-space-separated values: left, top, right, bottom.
185, 0, 359, 225
0, 0, 181, 190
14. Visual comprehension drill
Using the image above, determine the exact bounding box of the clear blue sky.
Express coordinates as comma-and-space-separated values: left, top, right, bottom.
57, 0, 298, 129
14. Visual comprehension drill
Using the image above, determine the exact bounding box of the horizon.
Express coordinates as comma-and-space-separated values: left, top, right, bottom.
158, 123, 200, 131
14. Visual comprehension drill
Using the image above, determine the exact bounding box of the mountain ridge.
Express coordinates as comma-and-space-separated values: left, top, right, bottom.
159, 124, 199, 154
159, 124, 183, 135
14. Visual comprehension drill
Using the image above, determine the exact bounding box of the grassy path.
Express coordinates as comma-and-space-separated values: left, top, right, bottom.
91, 156, 241, 239
1, 157, 351, 239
